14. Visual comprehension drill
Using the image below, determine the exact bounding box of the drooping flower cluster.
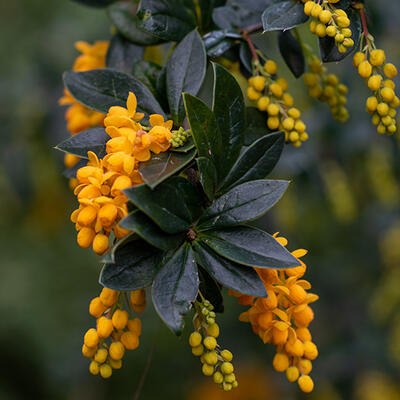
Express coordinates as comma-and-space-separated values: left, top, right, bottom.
354, 47, 399, 135
303, 0, 354, 54
83, 287, 145, 378
189, 299, 238, 391
304, 56, 349, 122
71, 92, 174, 254
59, 41, 109, 177
247, 59, 308, 147
230, 234, 318, 393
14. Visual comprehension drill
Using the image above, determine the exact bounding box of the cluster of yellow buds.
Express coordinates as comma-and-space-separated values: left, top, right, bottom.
246, 60, 308, 147
353, 48, 399, 135
230, 234, 318, 393
303, 0, 354, 54
304, 56, 349, 122
71, 92, 175, 255
83, 287, 145, 378
189, 299, 238, 391
59, 41, 109, 179
169, 127, 192, 148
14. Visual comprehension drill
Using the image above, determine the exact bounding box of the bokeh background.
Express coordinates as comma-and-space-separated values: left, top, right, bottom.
1, 1, 400, 399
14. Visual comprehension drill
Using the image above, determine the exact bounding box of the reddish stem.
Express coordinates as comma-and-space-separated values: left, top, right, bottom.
243, 31, 258, 61
359, 7, 369, 39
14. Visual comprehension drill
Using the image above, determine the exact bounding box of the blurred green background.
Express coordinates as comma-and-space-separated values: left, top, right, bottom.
1, 1, 400, 399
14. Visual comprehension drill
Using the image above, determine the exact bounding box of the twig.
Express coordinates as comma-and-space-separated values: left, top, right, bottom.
242, 31, 258, 61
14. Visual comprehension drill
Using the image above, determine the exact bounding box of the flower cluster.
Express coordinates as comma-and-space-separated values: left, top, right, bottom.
247, 59, 308, 147
59, 41, 109, 178
230, 234, 318, 393
303, 0, 354, 54
83, 288, 145, 378
354, 48, 399, 135
189, 299, 238, 391
71, 92, 175, 254
304, 56, 349, 122
169, 127, 192, 148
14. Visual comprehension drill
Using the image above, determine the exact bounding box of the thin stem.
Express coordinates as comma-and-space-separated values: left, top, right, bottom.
242, 31, 258, 62
359, 7, 369, 40
239, 23, 263, 35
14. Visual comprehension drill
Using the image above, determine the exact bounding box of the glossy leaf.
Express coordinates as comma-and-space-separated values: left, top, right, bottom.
108, 2, 163, 45
319, 7, 361, 62
138, 148, 196, 189
200, 226, 300, 269
119, 211, 185, 251
183, 94, 222, 178
198, 266, 224, 313
170, 137, 195, 153
152, 244, 198, 335
63, 69, 165, 122
106, 34, 145, 73
203, 30, 241, 58
219, 132, 285, 193
212, 63, 245, 181
137, 0, 197, 42
212, 2, 262, 30
167, 30, 207, 125
197, 179, 289, 231
244, 107, 270, 145
55, 127, 108, 159
239, 42, 253, 75
131, 61, 162, 97
193, 242, 267, 297
262, 0, 308, 32
278, 30, 305, 78
124, 177, 198, 234
99, 240, 162, 290
197, 157, 217, 201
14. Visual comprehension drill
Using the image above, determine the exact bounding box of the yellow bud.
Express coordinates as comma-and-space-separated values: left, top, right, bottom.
311, 3, 322, 18
213, 371, 224, 384
84, 328, 100, 348
315, 23, 326, 38
221, 349, 233, 362
89, 297, 107, 318
381, 87, 395, 103
100, 287, 118, 307
282, 117, 295, 131
336, 16, 350, 28
192, 344, 204, 356
303, 341, 319, 360
383, 79, 395, 90
377, 124, 387, 134
371, 114, 380, 126
319, 9, 332, 24
100, 363, 112, 378
304, 1, 314, 16
303, 73, 319, 87
94, 348, 108, 364
299, 359, 313, 375
289, 131, 299, 142
127, 318, 142, 336
298, 375, 314, 393
326, 25, 336, 37
204, 351, 218, 365
93, 233, 109, 255
221, 362, 234, 375
109, 341, 125, 360
189, 331, 202, 347
203, 336, 217, 350
377, 103, 389, 116
270, 83, 283, 98
267, 117, 280, 130
267, 103, 280, 116
272, 353, 289, 372
247, 86, 261, 101
286, 366, 300, 382
257, 96, 270, 111
109, 358, 122, 369
202, 363, 214, 376
366, 97, 378, 113
367, 75, 382, 92
207, 323, 220, 338
225, 373, 236, 383
77, 227, 96, 248
358, 60, 372, 78
327, 74, 339, 86
112, 309, 129, 330
97, 316, 114, 339
252, 76, 266, 91
283, 93, 294, 106
89, 361, 100, 375
223, 382, 233, 391
276, 77, 288, 91
383, 63, 398, 79
288, 108, 301, 119
370, 49, 386, 67
121, 331, 139, 350
82, 344, 97, 358
353, 51, 365, 67
64, 153, 80, 168
264, 60, 277, 75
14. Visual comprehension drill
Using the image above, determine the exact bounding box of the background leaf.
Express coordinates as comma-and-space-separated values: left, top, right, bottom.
152, 244, 198, 335
138, 149, 196, 189
244, 107, 271, 145
197, 179, 289, 231
198, 266, 224, 313
55, 127, 108, 159
196, 157, 217, 201
119, 211, 185, 251
108, 2, 163, 45
203, 30, 241, 58
63, 69, 165, 122
262, 0, 308, 32
131, 61, 162, 98
99, 240, 162, 290
219, 132, 285, 193
167, 30, 207, 125
72, 0, 117, 7
278, 30, 305, 78
199, 226, 301, 269
106, 34, 145, 74
193, 242, 267, 297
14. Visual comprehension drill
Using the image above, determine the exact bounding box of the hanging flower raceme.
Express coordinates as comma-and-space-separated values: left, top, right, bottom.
303, 0, 354, 54
59, 41, 109, 181
230, 234, 318, 393
247, 59, 308, 147
83, 287, 144, 378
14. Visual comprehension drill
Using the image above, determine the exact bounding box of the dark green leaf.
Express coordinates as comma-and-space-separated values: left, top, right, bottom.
219, 132, 285, 193
197, 179, 289, 231
278, 30, 305, 78
108, 2, 163, 45
63, 159, 86, 179
106, 34, 145, 74
101, 233, 138, 264
197, 157, 217, 201
124, 177, 197, 234
72, 0, 117, 7
239, 41, 253, 74
262, 0, 308, 32
138, 148, 196, 189
170, 137, 195, 153
198, 266, 224, 313
193, 242, 267, 297
119, 211, 185, 250
183, 94, 222, 178
203, 30, 240, 58
200, 226, 300, 269
167, 30, 207, 125
212, 2, 262, 30
99, 240, 162, 290
55, 127, 108, 159
63, 69, 165, 122
131, 61, 162, 97
152, 244, 198, 335
212, 63, 245, 181
319, 7, 361, 62
244, 107, 270, 145
137, 0, 197, 42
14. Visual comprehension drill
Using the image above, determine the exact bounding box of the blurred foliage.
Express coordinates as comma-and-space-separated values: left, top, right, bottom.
1, 0, 400, 399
